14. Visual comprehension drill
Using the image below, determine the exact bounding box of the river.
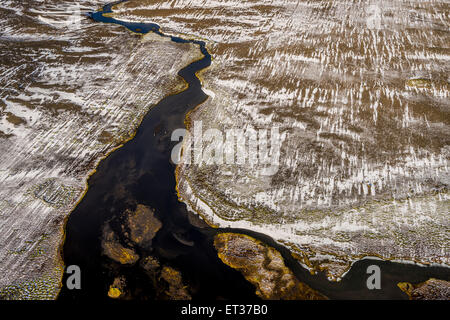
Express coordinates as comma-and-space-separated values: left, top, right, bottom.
59, 1, 449, 301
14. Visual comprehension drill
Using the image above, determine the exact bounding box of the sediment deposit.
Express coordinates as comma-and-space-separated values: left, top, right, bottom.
214, 233, 327, 299
398, 278, 450, 300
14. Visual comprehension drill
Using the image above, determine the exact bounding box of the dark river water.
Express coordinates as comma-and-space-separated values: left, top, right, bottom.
59, 1, 450, 301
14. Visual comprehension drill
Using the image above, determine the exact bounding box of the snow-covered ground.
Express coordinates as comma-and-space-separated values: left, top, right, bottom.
0, 0, 201, 299
112, 0, 449, 280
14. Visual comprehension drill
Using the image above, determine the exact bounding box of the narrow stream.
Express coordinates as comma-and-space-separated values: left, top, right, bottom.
59, 1, 450, 301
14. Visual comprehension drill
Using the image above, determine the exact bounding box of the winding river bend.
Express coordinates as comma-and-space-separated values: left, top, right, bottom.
59, 1, 449, 300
